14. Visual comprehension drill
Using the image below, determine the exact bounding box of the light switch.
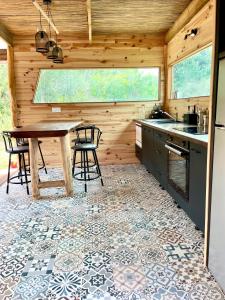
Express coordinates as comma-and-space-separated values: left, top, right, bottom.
52, 107, 61, 113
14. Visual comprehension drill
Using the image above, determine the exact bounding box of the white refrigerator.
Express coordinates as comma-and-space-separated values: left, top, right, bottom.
208, 57, 225, 292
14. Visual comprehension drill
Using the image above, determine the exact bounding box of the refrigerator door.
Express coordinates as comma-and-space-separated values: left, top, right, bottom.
208, 127, 225, 292
215, 59, 225, 126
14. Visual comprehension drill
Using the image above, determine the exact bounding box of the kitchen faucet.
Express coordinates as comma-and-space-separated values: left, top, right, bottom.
160, 110, 178, 122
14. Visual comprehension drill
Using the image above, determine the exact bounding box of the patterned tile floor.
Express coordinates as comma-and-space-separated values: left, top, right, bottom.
0, 164, 224, 300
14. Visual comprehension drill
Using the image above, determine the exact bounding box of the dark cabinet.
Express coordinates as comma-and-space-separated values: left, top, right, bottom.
142, 126, 155, 172
153, 130, 168, 188
189, 143, 207, 231
141, 124, 207, 233
142, 125, 168, 188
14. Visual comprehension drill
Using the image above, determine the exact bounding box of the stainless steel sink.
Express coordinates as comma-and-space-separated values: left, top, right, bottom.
144, 119, 177, 124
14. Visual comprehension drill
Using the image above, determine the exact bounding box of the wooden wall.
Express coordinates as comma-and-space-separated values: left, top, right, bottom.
165, 0, 214, 120
13, 34, 165, 166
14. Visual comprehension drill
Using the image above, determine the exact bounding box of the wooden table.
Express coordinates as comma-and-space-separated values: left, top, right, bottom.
9, 121, 82, 199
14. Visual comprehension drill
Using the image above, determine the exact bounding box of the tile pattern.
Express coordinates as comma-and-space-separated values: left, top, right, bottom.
0, 164, 224, 299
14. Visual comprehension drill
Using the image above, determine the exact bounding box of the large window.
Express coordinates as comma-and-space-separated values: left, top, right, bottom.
33, 68, 160, 103
171, 46, 212, 99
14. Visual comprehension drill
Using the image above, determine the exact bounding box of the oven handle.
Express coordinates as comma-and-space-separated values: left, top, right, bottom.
165, 144, 188, 157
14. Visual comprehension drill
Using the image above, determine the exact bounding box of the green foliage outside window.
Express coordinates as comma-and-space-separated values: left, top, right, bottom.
0, 63, 11, 169
172, 46, 212, 99
34, 68, 160, 103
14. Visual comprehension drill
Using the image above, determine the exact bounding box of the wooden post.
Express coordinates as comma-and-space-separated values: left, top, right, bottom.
60, 134, 73, 196
7, 46, 17, 128
29, 138, 40, 199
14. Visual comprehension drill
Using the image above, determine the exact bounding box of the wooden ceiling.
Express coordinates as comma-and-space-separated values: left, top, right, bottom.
0, 0, 192, 38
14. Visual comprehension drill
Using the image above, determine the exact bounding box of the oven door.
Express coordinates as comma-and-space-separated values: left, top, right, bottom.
165, 142, 189, 200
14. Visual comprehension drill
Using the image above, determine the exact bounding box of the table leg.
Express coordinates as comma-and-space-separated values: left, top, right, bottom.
60, 135, 73, 196
29, 138, 40, 199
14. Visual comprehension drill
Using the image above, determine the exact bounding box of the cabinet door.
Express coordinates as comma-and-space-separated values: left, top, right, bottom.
142, 126, 154, 172
153, 130, 168, 187
189, 143, 207, 231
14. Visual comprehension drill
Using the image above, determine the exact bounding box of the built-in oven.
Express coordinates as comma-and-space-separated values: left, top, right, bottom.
165, 138, 190, 200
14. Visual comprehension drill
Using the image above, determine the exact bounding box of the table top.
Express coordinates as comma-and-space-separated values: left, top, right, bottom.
9, 121, 82, 138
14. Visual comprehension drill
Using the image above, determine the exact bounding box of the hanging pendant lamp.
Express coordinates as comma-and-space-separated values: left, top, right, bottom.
35, 30, 49, 53
35, 11, 49, 53
52, 45, 64, 63
34, 0, 63, 63
46, 39, 57, 59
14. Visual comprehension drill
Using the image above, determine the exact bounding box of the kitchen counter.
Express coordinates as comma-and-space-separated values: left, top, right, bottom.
136, 119, 208, 146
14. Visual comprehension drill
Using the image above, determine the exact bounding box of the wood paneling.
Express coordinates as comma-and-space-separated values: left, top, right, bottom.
0, 0, 192, 37
167, 0, 214, 66
13, 34, 165, 166
165, 0, 214, 120
168, 97, 210, 121
165, 0, 209, 43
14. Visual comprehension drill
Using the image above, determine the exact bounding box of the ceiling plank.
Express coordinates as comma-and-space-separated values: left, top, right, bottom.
87, 0, 92, 43
165, 0, 209, 43
0, 23, 13, 46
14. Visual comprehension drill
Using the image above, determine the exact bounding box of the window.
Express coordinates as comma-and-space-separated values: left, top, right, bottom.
171, 46, 212, 99
33, 68, 160, 103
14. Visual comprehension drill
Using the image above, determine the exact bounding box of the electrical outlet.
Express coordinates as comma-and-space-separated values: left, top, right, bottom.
52, 107, 61, 113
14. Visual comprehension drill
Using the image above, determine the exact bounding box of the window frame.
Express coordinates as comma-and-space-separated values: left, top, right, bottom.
32, 66, 162, 104
169, 44, 213, 100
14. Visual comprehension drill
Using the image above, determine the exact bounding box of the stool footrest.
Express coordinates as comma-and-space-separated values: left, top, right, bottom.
9, 173, 31, 184
73, 170, 100, 181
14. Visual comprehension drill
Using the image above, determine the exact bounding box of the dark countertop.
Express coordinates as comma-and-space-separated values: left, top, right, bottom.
136, 119, 208, 147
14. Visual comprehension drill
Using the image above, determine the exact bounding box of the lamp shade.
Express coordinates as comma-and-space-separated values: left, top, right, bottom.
35, 30, 49, 53
46, 40, 57, 59
52, 45, 64, 63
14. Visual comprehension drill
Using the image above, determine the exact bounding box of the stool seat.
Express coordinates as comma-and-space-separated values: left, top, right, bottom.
6, 145, 29, 154
72, 143, 97, 151
72, 137, 92, 144
19, 140, 43, 146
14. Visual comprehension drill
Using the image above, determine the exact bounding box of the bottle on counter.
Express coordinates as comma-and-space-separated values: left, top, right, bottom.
197, 107, 204, 127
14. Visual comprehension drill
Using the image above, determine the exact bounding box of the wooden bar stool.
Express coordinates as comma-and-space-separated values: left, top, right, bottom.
71, 126, 104, 192
71, 125, 96, 169
2, 131, 31, 195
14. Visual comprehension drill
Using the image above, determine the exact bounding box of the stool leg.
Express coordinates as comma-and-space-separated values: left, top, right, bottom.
22, 153, 29, 195
18, 153, 23, 185
86, 151, 90, 180
38, 143, 47, 174
81, 151, 83, 178
6, 154, 11, 194
83, 151, 87, 192
72, 150, 76, 176
27, 152, 31, 173
93, 150, 104, 186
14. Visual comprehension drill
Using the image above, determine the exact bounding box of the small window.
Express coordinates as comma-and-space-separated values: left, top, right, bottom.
171, 46, 212, 99
33, 68, 160, 103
